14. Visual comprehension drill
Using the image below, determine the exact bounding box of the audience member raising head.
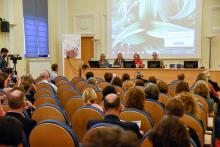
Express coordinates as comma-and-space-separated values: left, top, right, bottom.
86, 72, 94, 80
194, 80, 214, 108
6, 88, 36, 137
104, 72, 113, 83
82, 88, 103, 111
121, 73, 130, 82
148, 115, 191, 147
157, 81, 168, 94
112, 77, 122, 87
87, 94, 143, 139
144, 83, 160, 101
175, 81, 189, 94
102, 85, 117, 100
0, 116, 23, 146
83, 126, 140, 147
122, 80, 134, 91
125, 86, 145, 111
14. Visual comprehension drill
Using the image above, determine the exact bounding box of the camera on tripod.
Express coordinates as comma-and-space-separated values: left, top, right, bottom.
8, 54, 22, 64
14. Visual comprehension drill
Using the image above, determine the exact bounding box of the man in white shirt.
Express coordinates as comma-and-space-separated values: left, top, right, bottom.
50, 64, 58, 83
39, 70, 57, 92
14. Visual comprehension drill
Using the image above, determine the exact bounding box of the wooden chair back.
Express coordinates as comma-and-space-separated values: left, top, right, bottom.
158, 93, 172, 106
29, 120, 79, 147
64, 97, 84, 121
32, 104, 67, 123
120, 108, 153, 133
144, 100, 165, 125
71, 106, 104, 141
180, 113, 204, 147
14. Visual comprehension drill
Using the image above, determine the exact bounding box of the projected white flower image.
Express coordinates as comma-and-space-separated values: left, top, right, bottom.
109, 0, 200, 58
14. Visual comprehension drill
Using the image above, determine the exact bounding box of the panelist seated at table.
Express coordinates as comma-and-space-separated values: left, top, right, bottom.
151, 52, 165, 68
113, 52, 125, 67
133, 53, 144, 68
99, 53, 109, 67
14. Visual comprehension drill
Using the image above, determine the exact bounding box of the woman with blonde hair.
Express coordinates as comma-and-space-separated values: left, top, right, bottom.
122, 80, 134, 91
82, 88, 103, 111
176, 92, 201, 125
194, 80, 215, 109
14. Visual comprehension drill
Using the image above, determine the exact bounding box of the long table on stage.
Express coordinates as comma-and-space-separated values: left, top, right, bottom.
81, 68, 220, 87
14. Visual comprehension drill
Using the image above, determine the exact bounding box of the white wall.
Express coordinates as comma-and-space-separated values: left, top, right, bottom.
0, 0, 220, 76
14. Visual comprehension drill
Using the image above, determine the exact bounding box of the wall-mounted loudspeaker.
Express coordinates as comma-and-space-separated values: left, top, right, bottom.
1, 21, 10, 32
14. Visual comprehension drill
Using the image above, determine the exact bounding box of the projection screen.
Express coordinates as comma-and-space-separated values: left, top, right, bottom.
107, 0, 203, 59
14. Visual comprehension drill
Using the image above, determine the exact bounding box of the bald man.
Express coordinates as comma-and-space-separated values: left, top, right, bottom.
6, 88, 36, 138
39, 70, 57, 92
87, 94, 142, 139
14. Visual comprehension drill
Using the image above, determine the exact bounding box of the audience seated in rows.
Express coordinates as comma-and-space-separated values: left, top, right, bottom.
194, 80, 215, 109
177, 73, 185, 81
87, 93, 143, 139
157, 81, 168, 94
112, 77, 122, 87
196, 72, 219, 103
175, 81, 190, 94
121, 73, 130, 82
148, 76, 157, 84
38, 70, 57, 92
149, 115, 191, 147
87, 77, 97, 85
86, 72, 94, 80
122, 80, 134, 91
136, 72, 148, 83
135, 79, 144, 87
82, 88, 103, 111
176, 92, 202, 126
5, 88, 36, 138
0, 116, 23, 146
20, 74, 36, 104
50, 64, 58, 83
102, 85, 117, 101
83, 126, 140, 147
104, 72, 113, 83
166, 98, 200, 147
144, 83, 160, 101
125, 86, 145, 111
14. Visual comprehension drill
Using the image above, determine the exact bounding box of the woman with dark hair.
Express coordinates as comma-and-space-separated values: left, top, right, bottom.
175, 81, 189, 94
112, 77, 122, 87
157, 81, 168, 94
121, 73, 130, 82
149, 115, 190, 147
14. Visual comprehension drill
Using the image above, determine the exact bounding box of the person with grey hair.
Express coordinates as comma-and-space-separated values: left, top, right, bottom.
151, 52, 164, 68
144, 83, 160, 101
99, 53, 109, 67
87, 77, 97, 85
39, 70, 57, 92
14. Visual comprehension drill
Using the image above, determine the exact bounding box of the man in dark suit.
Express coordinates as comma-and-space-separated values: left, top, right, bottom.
0, 48, 9, 70
6, 88, 36, 138
87, 93, 143, 139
